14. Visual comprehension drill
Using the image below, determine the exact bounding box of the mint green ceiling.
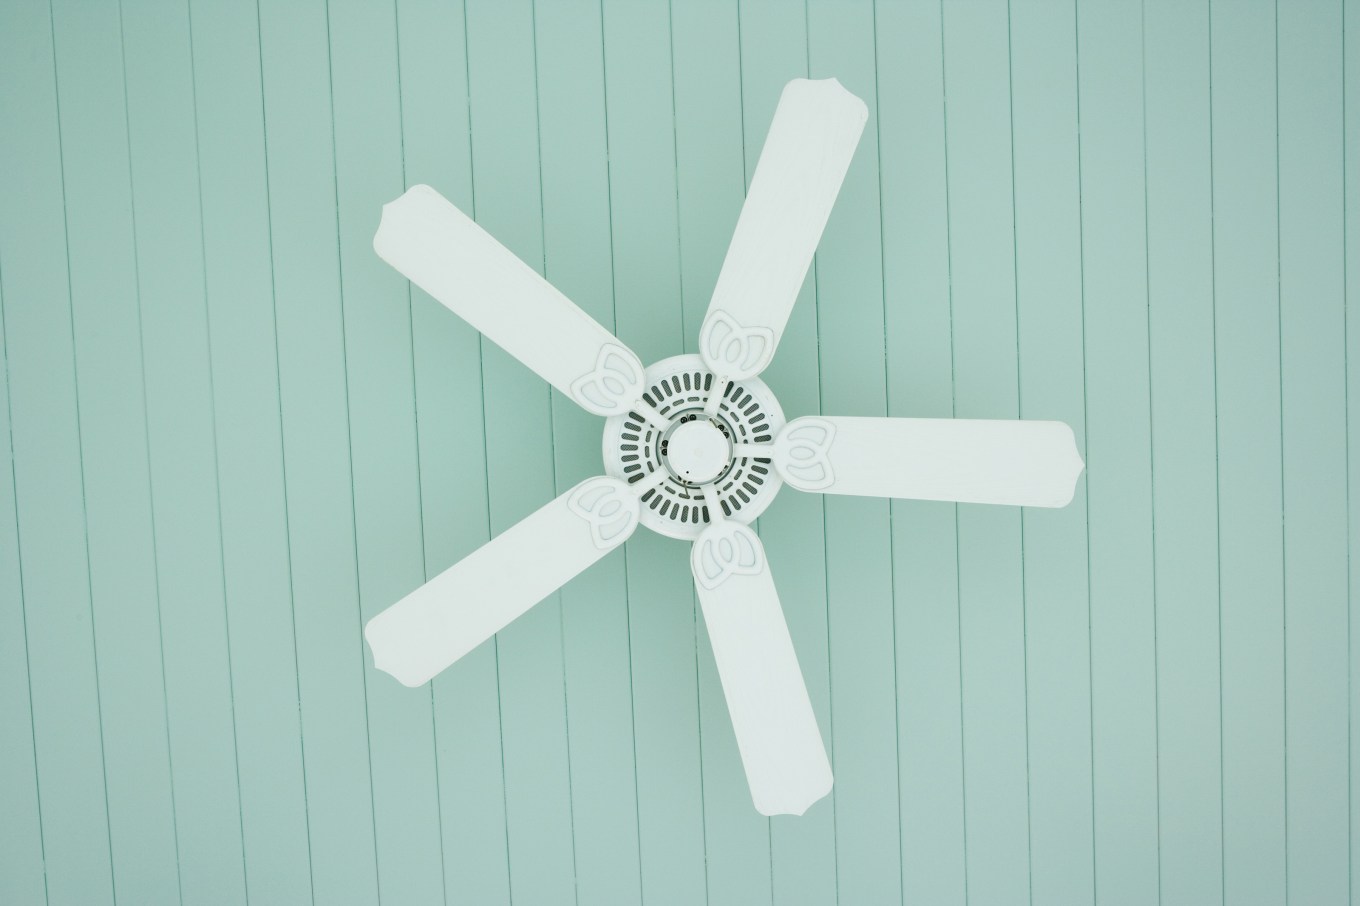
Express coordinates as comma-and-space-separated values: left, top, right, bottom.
0, 0, 1354, 903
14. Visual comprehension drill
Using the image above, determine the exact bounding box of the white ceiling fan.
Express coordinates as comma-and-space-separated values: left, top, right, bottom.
364, 78, 1084, 817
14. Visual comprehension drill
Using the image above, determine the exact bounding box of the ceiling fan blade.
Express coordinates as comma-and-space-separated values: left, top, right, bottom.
698, 79, 868, 381
374, 185, 645, 416
691, 518, 833, 816
365, 477, 640, 687
773, 416, 1084, 508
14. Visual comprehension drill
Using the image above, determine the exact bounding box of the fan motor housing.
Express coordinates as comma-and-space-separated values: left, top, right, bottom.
602, 354, 785, 540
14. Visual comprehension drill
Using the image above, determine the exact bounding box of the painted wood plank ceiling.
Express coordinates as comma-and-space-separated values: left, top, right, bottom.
0, 0, 1354, 903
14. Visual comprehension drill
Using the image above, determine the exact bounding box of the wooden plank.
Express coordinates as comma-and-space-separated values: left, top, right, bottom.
0, 229, 50, 906
533, 0, 647, 901
256, 0, 380, 899
939, 1, 1032, 900
46, 1, 182, 901
1277, 1, 1349, 901
1347, 2, 1360, 899
462, 1, 580, 901
805, 2, 900, 902
876, 1, 969, 902
672, 0, 747, 356
600, 1, 709, 902
1143, 2, 1224, 903
1076, 1, 1160, 902
326, 0, 447, 900
0, 339, 112, 906
671, 1, 776, 900
1009, 2, 1097, 903
187, 1, 316, 901
119, 1, 250, 899
733, 4, 838, 903
0, 5, 116, 903
1210, 2, 1287, 902
390, 0, 513, 901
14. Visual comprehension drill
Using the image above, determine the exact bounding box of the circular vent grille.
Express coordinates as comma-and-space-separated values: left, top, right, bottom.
601, 354, 785, 540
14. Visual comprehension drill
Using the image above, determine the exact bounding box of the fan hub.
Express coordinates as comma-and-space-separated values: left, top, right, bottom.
602, 354, 785, 540
664, 420, 730, 483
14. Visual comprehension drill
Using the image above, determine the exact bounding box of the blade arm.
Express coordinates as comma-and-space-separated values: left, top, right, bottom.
375, 185, 645, 416
365, 477, 639, 686
691, 517, 833, 816
699, 79, 868, 380
773, 416, 1084, 508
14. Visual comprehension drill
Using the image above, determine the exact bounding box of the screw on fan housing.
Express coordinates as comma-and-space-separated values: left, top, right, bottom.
602, 354, 785, 540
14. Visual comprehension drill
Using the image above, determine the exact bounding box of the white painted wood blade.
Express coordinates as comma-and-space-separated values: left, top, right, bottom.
374, 185, 645, 416
365, 477, 640, 687
691, 521, 833, 816
699, 79, 868, 380
773, 416, 1085, 508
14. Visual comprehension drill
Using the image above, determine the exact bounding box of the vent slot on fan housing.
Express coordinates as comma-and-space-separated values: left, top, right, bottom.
602, 353, 785, 540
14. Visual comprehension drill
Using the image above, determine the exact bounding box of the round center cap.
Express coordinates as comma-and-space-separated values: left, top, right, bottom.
666, 420, 730, 484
